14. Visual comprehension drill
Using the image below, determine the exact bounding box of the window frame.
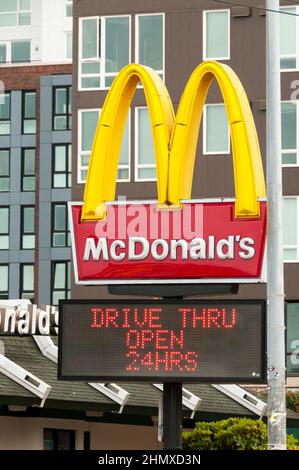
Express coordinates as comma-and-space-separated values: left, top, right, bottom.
0, 91, 11, 135
135, 12, 165, 82
0, 40, 31, 64
21, 147, 35, 192
65, 0, 73, 18
11, 39, 31, 63
66, 31, 72, 60
134, 106, 157, 182
51, 202, 70, 248
0, 0, 31, 28
22, 90, 36, 135
283, 196, 299, 263
78, 15, 131, 91
0, 42, 7, 64
0, 264, 9, 299
0, 148, 10, 192
52, 143, 71, 189
77, 108, 99, 184
286, 301, 299, 376
280, 5, 299, 73
281, 100, 299, 167
203, 9, 230, 61
44, 428, 75, 451
52, 86, 72, 131
77, 108, 131, 184
19, 263, 34, 302
21, 205, 35, 250
203, 103, 230, 155
51, 261, 71, 306
0, 206, 9, 250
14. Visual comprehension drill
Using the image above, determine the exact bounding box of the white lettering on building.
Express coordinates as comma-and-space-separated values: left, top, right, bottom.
83, 236, 256, 262
0, 304, 58, 335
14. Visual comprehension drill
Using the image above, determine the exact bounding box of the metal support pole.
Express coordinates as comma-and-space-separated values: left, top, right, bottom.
266, 0, 287, 450
163, 382, 182, 449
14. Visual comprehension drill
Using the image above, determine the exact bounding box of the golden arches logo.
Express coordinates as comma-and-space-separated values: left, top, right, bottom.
82, 61, 266, 222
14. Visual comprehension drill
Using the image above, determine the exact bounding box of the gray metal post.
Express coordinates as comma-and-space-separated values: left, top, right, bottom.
163, 382, 182, 449
266, 0, 287, 450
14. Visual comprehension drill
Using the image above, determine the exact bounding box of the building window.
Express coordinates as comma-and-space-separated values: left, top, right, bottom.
65, 0, 73, 18
0, 92, 10, 135
203, 103, 230, 154
0, 40, 30, 63
0, 207, 9, 249
0, 149, 9, 191
22, 91, 36, 134
79, 15, 130, 89
53, 86, 72, 130
11, 40, 30, 63
21, 205, 35, 249
21, 148, 35, 191
280, 6, 298, 70
53, 144, 71, 188
135, 107, 156, 181
66, 32, 72, 60
203, 10, 230, 60
283, 197, 299, 261
0, 43, 7, 63
136, 14, 164, 80
0, 0, 31, 27
84, 432, 90, 451
52, 203, 70, 247
51, 261, 71, 306
281, 101, 298, 165
0, 265, 8, 299
78, 109, 130, 183
20, 263, 34, 302
44, 429, 75, 450
287, 303, 299, 375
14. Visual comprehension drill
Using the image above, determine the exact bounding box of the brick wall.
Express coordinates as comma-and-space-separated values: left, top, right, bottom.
0, 64, 72, 90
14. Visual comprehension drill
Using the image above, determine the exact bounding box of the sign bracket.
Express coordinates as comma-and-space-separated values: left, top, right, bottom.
163, 382, 182, 449
108, 284, 239, 298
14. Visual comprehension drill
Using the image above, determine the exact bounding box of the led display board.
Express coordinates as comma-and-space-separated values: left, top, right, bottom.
58, 300, 266, 383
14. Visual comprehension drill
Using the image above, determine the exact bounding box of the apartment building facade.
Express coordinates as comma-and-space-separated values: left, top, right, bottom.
0, 0, 298, 451
0, 0, 73, 305
72, 0, 299, 382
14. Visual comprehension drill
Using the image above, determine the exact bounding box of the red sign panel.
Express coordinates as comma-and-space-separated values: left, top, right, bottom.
69, 200, 266, 284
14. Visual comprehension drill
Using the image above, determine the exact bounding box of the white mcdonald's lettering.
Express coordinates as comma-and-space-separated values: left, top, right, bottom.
83, 236, 255, 262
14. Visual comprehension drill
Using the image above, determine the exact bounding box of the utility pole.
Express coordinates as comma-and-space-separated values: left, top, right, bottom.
266, 0, 287, 450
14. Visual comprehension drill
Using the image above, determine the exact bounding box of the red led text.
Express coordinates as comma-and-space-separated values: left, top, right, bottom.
90, 305, 238, 374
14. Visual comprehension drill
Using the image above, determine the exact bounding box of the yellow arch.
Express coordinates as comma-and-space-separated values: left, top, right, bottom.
168, 61, 266, 217
81, 64, 174, 221
81, 61, 266, 221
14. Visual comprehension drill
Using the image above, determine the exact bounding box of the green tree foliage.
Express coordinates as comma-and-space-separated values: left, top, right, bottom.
286, 392, 299, 413
182, 418, 298, 450
246, 389, 299, 414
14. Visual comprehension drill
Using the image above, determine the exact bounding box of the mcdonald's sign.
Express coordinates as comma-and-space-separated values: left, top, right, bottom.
69, 61, 267, 285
